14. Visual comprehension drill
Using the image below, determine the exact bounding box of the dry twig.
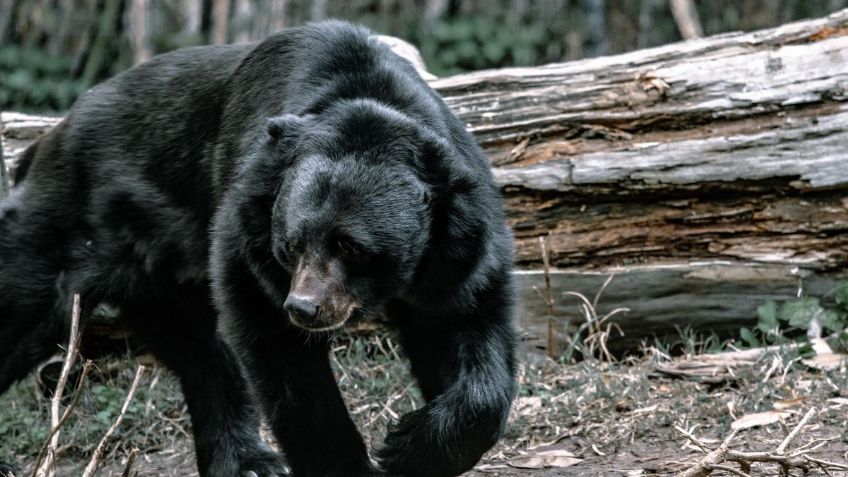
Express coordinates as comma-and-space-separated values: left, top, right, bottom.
33, 294, 85, 477
675, 407, 848, 476
82, 365, 146, 477
31, 360, 93, 477
538, 235, 555, 357
676, 426, 739, 477
120, 448, 140, 477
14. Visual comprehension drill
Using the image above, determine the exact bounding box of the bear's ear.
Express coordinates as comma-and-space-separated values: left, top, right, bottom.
265, 114, 312, 146
415, 129, 475, 195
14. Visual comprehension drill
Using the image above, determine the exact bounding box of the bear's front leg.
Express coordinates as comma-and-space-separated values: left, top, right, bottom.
378, 299, 518, 477
231, 325, 378, 477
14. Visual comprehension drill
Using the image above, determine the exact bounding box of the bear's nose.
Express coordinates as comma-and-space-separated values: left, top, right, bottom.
284, 295, 318, 322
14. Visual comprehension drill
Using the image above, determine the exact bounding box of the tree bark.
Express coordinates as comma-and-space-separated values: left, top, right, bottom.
430, 9, 848, 273
269, 0, 287, 32
231, 0, 253, 44
670, 0, 703, 39
128, 0, 151, 65
80, 0, 124, 86
211, 0, 229, 44
0, 112, 7, 199
3, 10, 848, 354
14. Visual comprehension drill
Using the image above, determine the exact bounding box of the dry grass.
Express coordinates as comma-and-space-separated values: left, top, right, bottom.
1, 331, 846, 476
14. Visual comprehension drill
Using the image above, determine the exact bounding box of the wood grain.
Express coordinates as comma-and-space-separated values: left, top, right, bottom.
3, 10, 848, 353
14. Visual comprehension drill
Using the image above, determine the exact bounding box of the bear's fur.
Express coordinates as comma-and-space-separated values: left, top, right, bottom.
0, 21, 517, 477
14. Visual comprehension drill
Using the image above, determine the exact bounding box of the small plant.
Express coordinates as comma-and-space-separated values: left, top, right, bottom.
740, 280, 848, 348
89, 383, 143, 427
0, 389, 50, 456
560, 274, 629, 364
673, 326, 728, 356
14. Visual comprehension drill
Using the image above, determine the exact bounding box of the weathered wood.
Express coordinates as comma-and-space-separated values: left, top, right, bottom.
654, 335, 846, 382
431, 9, 848, 271
0, 115, 6, 199
3, 11, 848, 353
516, 263, 842, 353
1, 112, 62, 182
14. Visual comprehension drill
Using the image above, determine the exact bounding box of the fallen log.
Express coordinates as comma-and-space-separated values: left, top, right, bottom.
3, 10, 848, 354
434, 11, 848, 271
0, 119, 6, 198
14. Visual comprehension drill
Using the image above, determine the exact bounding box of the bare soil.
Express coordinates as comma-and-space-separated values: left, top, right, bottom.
1, 334, 846, 476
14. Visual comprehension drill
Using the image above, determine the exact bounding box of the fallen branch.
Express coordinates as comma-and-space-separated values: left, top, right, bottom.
675, 407, 848, 476
676, 427, 740, 477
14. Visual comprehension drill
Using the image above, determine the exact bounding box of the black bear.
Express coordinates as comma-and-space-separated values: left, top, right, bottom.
0, 21, 517, 477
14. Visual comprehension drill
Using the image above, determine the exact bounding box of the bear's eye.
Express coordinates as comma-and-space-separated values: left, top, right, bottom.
285, 240, 302, 256
337, 237, 363, 257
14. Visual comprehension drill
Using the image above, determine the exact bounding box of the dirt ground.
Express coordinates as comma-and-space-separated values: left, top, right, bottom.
1, 334, 846, 476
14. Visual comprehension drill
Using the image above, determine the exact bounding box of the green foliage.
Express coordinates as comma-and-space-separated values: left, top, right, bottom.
0, 45, 87, 111
675, 326, 727, 355
0, 358, 185, 464
0, 384, 50, 456
414, 17, 546, 76
739, 281, 848, 348
7, 1, 846, 112
88, 383, 143, 428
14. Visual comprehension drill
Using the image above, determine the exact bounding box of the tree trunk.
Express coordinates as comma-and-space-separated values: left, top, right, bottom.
211, 0, 229, 44
268, 0, 287, 33
670, 0, 703, 39
0, 113, 7, 199
128, 0, 151, 65
231, 0, 253, 44
3, 10, 848, 354
182, 0, 203, 34
80, 0, 124, 86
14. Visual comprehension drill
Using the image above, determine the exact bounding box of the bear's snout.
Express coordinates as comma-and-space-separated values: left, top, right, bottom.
286, 257, 355, 331
284, 295, 319, 322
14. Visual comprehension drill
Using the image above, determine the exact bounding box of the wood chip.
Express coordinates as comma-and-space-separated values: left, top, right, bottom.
731, 411, 790, 430
507, 449, 583, 469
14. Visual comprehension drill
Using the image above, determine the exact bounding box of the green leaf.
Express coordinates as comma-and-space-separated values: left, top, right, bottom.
831, 332, 848, 353
778, 298, 821, 329
456, 40, 478, 60
834, 281, 848, 309
482, 42, 506, 63
739, 327, 759, 347
821, 310, 848, 333
757, 300, 779, 334
96, 410, 113, 424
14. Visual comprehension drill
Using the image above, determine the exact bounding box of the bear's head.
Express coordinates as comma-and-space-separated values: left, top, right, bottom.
264, 100, 465, 331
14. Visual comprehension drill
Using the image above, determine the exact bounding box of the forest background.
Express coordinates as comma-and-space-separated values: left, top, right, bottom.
2, 0, 847, 112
